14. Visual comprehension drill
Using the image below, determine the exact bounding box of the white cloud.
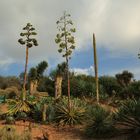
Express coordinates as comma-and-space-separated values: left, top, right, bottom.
71, 66, 94, 75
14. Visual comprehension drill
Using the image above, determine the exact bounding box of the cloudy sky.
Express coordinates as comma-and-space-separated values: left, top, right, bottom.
0, 0, 140, 79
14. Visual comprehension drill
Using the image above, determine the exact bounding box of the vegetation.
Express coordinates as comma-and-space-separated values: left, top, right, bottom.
54, 97, 86, 126
18, 23, 38, 100
55, 11, 76, 109
85, 105, 116, 138
115, 99, 140, 139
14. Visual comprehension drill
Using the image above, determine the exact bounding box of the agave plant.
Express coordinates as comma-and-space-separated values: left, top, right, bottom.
115, 99, 140, 138
54, 97, 86, 126
85, 105, 116, 138
6, 95, 37, 116
31, 97, 55, 122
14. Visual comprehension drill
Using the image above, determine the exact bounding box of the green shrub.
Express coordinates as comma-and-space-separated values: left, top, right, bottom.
31, 97, 55, 122
115, 99, 140, 138
85, 105, 116, 138
54, 97, 86, 126
5, 115, 15, 124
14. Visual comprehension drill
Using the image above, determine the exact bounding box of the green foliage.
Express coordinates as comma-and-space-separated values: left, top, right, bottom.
54, 97, 86, 126
55, 11, 76, 59
85, 105, 116, 138
28, 61, 48, 81
36, 61, 48, 78
115, 99, 140, 138
99, 76, 121, 96
7, 94, 36, 115
115, 70, 134, 87
125, 81, 140, 99
115, 99, 140, 139
37, 76, 54, 96
18, 23, 38, 48
31, 97, 55, 122
28, 67, 37, 81
5, 115, 15, 124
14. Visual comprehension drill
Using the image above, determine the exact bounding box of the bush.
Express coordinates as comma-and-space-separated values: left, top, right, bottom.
54, 97, 86, 126
85, 105, 116, 138
31, 97, 55, 122
99, 76, 121, 97
115, 99, 140, 139
5, 115, 15, 124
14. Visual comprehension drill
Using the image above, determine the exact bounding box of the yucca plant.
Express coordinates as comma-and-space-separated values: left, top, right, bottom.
31, 97, 55, 122
115, 99, 140, 139
85, 105, 116, 138
54, 98, 86, 126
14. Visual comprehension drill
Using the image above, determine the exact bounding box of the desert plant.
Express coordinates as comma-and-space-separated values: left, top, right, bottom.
31, 97, 55, 122
5, 115, 15, 124
54, 97, 86, 126
7, 98, 35, 116
85, 105, 116, 138
18, 23, 38, 101
55, 11, 76, 109
115, 99, 140, 139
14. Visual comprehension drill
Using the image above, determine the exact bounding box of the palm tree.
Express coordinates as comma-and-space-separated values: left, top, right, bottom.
115, 70, 134, 87
18, 23, 38, 100
55, 62, 67, 99
28, 61, 48, 94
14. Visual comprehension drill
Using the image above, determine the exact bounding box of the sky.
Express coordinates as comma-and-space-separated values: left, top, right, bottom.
0, 0, 140, 79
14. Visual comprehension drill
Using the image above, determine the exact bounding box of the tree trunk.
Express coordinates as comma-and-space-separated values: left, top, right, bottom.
93, 33, 99, 104
30, 80, 38, 95
42, 104, 47, 122
66, 57, 71, 110
23, 46, 29, 101
55, 75, 63, 99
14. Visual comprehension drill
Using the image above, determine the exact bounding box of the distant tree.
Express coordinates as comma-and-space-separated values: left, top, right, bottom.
115, 70, 134, 87
99, 76, 121, 96
28, 61, 48, 94
55, 11, 76, 109
36, 61, 48, 79
18, 23, 38, 100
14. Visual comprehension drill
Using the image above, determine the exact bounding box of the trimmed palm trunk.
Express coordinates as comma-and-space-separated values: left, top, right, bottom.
55, 75, 63, 99
93, 33, 99, 104
30, 80, 38, 95
23, 46, 29, 101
